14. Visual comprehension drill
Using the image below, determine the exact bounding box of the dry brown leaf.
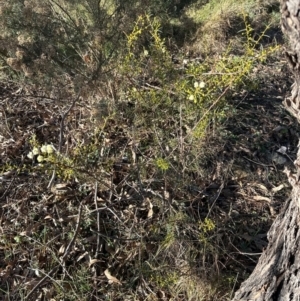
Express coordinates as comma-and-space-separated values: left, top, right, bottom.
253, 195, 271, 203
157, 290, 166, 298
77, 251, 88, 262
254, 183, 268, 192
147, 199, 153, 218
89, 258, 100, 267
58, 245, 65, 255
238, 146, 252, 154
269, 205, 277, 216
104, 269, 122, 285
271, 184, 285, 193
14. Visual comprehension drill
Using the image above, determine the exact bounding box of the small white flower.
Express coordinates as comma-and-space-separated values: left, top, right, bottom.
183, 59, 188, 65
188, 94, 194, 101
144, 49, 149, 57
27, 152, 33, 159
199, 81, 205, 88
41, 145, 47, 153
194, 81, 199, 88
37, 155, 44, 162
32, 147, 40, 155
46, 144, 54, 154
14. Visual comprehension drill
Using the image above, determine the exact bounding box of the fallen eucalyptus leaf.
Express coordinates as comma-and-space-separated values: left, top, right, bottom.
104, 269, 122, 285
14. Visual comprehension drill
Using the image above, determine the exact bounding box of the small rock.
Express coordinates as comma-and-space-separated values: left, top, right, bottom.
272, 152, 287, 165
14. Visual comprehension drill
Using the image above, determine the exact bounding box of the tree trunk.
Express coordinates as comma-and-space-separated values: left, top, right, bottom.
231, 1, 300, 300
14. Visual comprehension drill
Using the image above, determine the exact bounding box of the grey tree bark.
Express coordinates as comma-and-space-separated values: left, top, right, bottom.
232, 1, 300, 300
